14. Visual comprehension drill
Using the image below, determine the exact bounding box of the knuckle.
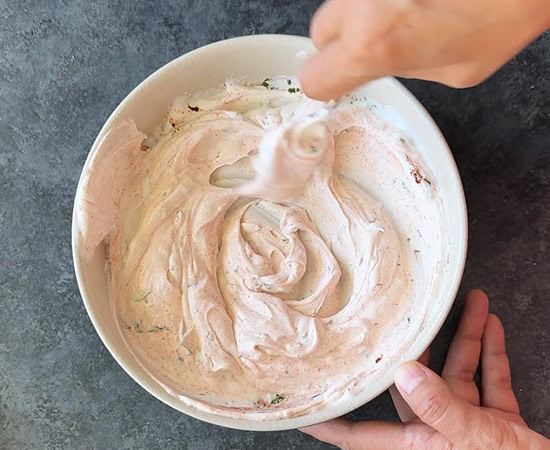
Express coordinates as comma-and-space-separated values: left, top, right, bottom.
402, 427, 452, 450
373, 39, 398, 62
417, 389, 452, 426
443, 368, 473, 383
488, 376, 512, 391
347, 36, 372, 65
349, 35, 402, 72
346, 37, 386, 71
458, 327, 483, 343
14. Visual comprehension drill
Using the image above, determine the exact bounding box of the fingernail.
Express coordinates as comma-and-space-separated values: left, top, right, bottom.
395, 363, 426, 394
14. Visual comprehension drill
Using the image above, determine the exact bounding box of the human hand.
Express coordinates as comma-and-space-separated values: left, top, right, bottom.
301, 290, 550, 449
299, 0, 550, 100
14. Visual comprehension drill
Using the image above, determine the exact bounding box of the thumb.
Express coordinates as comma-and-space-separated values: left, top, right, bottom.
394, 361, 496, 449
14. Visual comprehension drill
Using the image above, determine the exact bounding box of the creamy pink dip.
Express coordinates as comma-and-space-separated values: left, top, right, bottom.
76, 78, 446, 420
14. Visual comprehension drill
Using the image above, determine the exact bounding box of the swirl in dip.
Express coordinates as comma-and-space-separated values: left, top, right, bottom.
77, 78, 447, 420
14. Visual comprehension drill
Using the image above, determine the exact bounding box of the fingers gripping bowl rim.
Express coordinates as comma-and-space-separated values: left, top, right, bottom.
72, 34, 467, 431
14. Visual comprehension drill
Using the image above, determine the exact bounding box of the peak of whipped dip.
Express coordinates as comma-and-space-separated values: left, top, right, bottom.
240, 107, 332, 202
76, 78, 447, 420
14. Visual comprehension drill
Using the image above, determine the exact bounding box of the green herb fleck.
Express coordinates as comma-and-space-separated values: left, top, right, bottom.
287, 79, 292, 85
188, 104, 199, 112
261, 78, 270, 88
287, 87, 300, 94
400, 137, 406, 145
270, 394, 285, 405
177, 356, 184, 364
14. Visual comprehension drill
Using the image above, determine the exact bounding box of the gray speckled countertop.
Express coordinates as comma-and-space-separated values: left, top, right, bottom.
1, 1, 549, 448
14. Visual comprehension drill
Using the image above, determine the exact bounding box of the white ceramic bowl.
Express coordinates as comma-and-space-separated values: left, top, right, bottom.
72, 34, 467, 431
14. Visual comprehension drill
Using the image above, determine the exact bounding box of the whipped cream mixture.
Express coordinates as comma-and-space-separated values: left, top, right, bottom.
77, 78, 447, 420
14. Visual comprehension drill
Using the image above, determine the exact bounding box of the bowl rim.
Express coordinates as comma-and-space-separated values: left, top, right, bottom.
72, 33, 468, 431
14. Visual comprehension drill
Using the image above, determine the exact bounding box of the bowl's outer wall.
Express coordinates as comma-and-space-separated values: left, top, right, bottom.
72, 35, 467, 431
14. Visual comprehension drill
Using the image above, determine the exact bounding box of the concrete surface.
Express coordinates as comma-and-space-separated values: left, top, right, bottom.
1, 1, 549, 448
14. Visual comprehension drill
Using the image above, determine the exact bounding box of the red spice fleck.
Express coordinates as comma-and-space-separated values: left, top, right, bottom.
410, 167, 423, 184
405, 155, 424, 184
375, 355, 383, 363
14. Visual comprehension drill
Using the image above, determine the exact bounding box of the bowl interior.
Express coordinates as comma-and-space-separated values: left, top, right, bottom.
72, 34, 467, 431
